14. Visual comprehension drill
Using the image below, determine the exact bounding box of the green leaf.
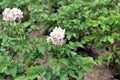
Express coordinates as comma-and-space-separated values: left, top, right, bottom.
0, 74, 4, 80
38, 46, 45, 54
68, 70, 75, 77
47, 58, 57, 65
27, 66, 46, 79
100, 36, 107, 42
95, 55, 104, 65
68, 41, 84, 50
81, 57, 95, 72
15, 76, 27, 80
5, 66, 17, 77
83, 64, 93, 72
60, 73, 68, 80
82, 57, 96, 65
87, 20, 101, 27
45, 72, 51, 80
107, 36, 114, 44
60, 58, 69, 66
101, 24, 110, 31
107, 52, 114, 65
78, 69, 84, 80
53, 62, 62, 75
66, 32, 72, 40
71, 51, 77, 57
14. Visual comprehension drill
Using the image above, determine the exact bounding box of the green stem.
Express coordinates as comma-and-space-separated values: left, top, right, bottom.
15, 26, 24, 44
57, 45, 63, 59
48, 0, 52, 13
57, 54, 61, 60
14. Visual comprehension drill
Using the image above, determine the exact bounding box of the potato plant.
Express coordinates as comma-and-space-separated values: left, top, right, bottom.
0, 0, 119, 80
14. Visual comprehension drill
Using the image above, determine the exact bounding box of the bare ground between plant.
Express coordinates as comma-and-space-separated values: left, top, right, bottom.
84, 62, 118, 80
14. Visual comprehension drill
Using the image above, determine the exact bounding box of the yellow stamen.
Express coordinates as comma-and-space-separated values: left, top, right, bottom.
7, 18, 10, 21
54, 38, 58, 43
57, 34, 60, 37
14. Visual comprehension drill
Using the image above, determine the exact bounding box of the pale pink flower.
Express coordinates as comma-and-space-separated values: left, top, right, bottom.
2, 8, 23, 22
47, 27, 65, 45
11, 8, 23, 19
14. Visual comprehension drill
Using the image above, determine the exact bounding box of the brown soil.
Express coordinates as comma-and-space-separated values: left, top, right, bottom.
29, 30, 43, 38
84, 62, 118, 80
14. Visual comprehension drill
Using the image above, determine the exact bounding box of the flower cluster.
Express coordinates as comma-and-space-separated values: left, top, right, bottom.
47, 27, 65, 45
2, 8, 23, 22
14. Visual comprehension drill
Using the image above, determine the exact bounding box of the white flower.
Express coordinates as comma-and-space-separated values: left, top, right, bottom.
2, 8, 12, 21
11, 8, 23, 19
2, 8, 23, 22
50, 27, 65, 39
47, 27, 65, 45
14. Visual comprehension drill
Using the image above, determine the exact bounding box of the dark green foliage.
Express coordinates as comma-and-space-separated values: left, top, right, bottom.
0, 0, 120, 80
